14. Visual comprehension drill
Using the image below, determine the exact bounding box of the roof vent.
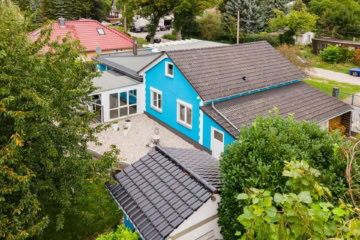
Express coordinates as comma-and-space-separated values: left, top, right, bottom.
242, 76, 247, 81
59, 17, 65, 28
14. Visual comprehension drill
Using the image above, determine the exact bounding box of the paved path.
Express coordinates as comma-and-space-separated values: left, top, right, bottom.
307, 68, 360, 86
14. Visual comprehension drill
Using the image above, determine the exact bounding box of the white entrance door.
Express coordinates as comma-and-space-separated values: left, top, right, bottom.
211, 128, 224, 159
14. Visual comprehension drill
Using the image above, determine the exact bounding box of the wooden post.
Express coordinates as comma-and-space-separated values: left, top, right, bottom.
124, 5, 127, 32
332, 87, 339, 99
237, 10, 240, 45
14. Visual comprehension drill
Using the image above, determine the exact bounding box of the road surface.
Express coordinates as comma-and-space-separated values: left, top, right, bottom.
307, 68, 360, 86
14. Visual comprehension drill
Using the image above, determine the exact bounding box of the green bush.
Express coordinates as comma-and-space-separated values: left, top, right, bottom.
236, 160, 360, 239
96, 225, 139, 240
339, 47, 355, 63
218, 112, 350, 240
239, 33, 280, 47
197, 13, 222, 41
279, 31, 295, 45
320, 45, 342, 63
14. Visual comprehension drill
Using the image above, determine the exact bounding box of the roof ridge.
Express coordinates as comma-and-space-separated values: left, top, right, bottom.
166, 40, 268, 53
155, 146, 217, 193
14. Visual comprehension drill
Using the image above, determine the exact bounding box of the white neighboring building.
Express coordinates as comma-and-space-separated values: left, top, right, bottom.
106, 146, 223, 240
295, 32, 315, 46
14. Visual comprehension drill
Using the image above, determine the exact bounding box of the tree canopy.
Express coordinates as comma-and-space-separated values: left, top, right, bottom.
218, 112, 351, 240
268, 9, 318, 34
0, 3, 117, 239
309, 0, 360, 37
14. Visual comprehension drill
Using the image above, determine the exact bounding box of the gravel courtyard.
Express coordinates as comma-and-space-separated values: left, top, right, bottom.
88, 114, 196, 164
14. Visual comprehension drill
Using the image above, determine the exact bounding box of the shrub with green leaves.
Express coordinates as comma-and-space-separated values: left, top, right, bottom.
236, 160, 360, 239
320, 45, 342, 63
218, 112, 350, 240
96, 225, 139, 240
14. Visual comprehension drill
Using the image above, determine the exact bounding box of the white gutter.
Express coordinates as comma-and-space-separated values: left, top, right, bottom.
211, 102, 239, 131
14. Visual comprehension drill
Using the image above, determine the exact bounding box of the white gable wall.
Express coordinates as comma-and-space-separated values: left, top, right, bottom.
168, 194, 222, 240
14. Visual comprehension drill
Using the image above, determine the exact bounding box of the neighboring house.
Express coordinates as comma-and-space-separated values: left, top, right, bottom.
107, 0, 122, 24
29, 18, 133, 61
312, 38, 360, 54
294, 32, 315, 46
92, 40, 353, 159
106, 146, 222, 240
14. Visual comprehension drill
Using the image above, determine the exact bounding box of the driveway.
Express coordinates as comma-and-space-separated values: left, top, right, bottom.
129, 29, 173, 43
88, 114, 196, 164
307, 68, 360, 86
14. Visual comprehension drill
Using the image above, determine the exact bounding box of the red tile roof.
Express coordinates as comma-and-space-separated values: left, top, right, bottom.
29, 19, 133, 52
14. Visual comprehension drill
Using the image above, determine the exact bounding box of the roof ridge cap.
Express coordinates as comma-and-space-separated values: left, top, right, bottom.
155, 146, 217, 193
166, 40, 268, 54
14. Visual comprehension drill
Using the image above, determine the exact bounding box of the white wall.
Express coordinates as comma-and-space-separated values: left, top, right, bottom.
168, 194, 222, 240
99, 83, 145, 123
295, 32, 315, 46
318, 120, 329, 131
352, 108, 360, 133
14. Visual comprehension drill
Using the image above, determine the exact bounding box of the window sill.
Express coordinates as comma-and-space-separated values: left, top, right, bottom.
165, 73, 174, 78
151, 106, 162, 113
177, 120, 192, 130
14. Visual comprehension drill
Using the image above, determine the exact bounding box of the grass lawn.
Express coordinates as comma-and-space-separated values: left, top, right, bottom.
299, 46, 358, 74
304, 76, 360, 100
36, 181, 122, 240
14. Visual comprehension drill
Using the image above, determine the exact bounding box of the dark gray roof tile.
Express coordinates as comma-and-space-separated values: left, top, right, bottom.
167, 41, 307, 101
106, 146, 220, 240
201, 81, 353, 138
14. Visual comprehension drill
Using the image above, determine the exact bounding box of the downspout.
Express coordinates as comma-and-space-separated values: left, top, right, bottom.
211, 102, 239, 131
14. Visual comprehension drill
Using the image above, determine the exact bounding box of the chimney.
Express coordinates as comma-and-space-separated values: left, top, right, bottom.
132, 37, 138, 56
59, 17, 65, 28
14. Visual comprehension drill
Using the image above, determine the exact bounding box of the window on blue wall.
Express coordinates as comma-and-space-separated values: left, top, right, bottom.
150, 88, 162, 112
165, 62, 174, 78
177, 99, 192, 129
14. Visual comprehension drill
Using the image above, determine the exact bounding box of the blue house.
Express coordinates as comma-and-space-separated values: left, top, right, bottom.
92, 40, 352, 159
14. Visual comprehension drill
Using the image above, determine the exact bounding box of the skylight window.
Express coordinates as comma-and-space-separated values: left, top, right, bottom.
97, 28, 105, 35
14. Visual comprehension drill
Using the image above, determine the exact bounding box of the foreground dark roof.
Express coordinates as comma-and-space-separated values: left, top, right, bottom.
202, 81, 352, 137
106, 146, 220, 240
166, 41, 307, 101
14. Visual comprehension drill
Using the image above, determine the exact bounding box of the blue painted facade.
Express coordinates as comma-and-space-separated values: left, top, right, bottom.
145, 58, 202, 144
202, 113, 236, 150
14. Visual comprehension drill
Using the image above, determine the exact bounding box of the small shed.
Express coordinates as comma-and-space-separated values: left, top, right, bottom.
106, 146, 222, 240
312, 38, 360, 54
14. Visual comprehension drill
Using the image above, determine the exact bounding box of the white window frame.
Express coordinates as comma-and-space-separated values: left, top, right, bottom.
165, 62, 174, 78
150, 87, 162, 113
176, 99, 192, 129
97, 28, 105, 35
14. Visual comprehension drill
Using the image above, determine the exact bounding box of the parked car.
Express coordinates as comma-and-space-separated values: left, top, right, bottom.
349, 68, 360, 76
112, 22, 122, 26
146, 34, 161, 43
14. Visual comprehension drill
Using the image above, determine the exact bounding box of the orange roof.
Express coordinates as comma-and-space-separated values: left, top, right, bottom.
29, 19, 133, 52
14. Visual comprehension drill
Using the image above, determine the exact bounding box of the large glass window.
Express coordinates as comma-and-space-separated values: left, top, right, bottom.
109, 89, 137, 120
177, 99, 192, 129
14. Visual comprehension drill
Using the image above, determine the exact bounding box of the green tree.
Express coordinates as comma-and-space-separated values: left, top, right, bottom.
236, 160, 360, 239
309, 0, 360, 37
137, 0, 174, 43
225, 0, 265, 33
291, 0, 306, 11
96, 225, 139, 240
0, 4, 117, 239
268, 9, 318, 34
262, 0, 289, 26
197, 12, 222, 40
218, 112, 351, 240
173, 0, 217, 40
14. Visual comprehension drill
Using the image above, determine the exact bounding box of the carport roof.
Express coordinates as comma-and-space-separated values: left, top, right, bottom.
92, 70, 141, 94
201, 81, 353, 138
